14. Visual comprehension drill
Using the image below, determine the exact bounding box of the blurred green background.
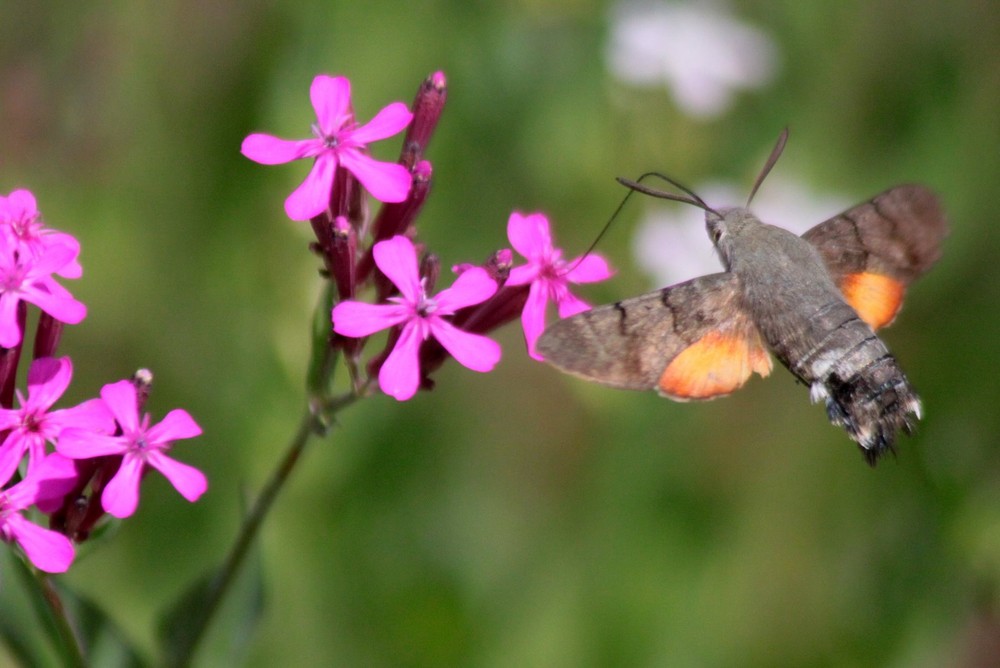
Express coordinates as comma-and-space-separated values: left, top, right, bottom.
1, 1, 998, 666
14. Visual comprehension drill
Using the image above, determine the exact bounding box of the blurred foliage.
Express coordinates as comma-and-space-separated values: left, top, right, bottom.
1, 0, 998, 666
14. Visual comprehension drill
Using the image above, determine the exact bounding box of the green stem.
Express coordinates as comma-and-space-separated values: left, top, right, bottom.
172, 407, 315, 667
22, 568, 86, 668
170, 395, 357, 667
168, 284, 360, 667
39, 576, 86, 668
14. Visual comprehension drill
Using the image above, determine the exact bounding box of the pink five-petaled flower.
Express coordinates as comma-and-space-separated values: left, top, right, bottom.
0, 231, 86, 348
505, 212, 614, 360
0, 357, 113, 482
241, 74, 414, 221
0, 453, 79, 573
0, 189, 82, 279
332, 235, 502, 401
57, 380, 206, 519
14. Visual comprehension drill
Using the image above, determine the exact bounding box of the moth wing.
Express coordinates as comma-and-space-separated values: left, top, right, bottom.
537, 272, 772, 401
802, 184, 947, 329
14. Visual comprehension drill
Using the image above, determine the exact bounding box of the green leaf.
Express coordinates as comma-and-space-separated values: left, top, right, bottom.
0, 547, 148, 668
307, 281, 338, 402
156, 526, 265, 667
58, 586, 149, 668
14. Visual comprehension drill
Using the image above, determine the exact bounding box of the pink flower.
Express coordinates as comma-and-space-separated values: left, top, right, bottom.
0, 357, 113, 481
332, 235, 502, 401
0, 453, 78, 573
241, 74, 414, 221
0, 189, 82, 279
505, 212, 614, 360
57, 381, 205, 518
0, 233, 86, 348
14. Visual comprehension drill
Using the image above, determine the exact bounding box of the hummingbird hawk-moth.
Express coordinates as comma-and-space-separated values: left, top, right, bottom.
537, 130, 947, 465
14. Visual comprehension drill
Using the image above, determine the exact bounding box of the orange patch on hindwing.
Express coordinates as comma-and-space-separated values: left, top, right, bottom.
840, 272, 905, 329
658, 330, 772, 400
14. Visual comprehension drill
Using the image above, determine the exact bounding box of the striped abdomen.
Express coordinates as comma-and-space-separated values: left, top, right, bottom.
768, 298, 922, 465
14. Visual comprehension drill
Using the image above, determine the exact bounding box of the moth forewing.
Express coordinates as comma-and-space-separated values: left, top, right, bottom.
538, 273, 772, 399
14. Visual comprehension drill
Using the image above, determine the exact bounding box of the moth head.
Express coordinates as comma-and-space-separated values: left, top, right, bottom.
705, 209, 726, 243
705, 207, 752, 269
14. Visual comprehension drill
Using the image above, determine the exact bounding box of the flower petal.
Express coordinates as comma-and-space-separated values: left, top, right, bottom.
101, 454, 144, 518
99, 381, 140, 434
310, 75, 352, 136
433, 267, 498, 313
332, 301, 409, 337
349, 102, 413, 144
44, 233, 83, 279
20, 279, 86, 325
429, 319, 502, 372
0, 293, 23, 348
29, 240, 80, 277
23, 433, 48, 474
372, 236, 422, 302
30, 453, 81, 511
0, 409, 21, 434
146, 409, 202, 445
338, 150, 412, 203
6, 189, 39, 218
56, 429, 129, 458
241, 134, 319, 165
507, 212, 553, 261
5, 514, 75, 573
0, 437, 23, 486
564, 253, 614, 284
378, 322, 424, 401
50, 397, 116, 435
555, 290, 592, 318
505, 263, 540, 287
284, 154, 338, 221
146, 450, 208, 503
26, 357, 72, 411
521, 280, 551, 360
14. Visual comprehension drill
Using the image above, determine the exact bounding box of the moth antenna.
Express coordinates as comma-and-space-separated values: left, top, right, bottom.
565, 171, 718, 276
638, 172, 708, 207
567, 180, 643, 271
615, 173, 715, 213
746, 126, 789, 206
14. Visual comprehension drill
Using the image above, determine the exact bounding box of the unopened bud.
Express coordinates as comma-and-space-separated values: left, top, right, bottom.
401, 71, 447, 169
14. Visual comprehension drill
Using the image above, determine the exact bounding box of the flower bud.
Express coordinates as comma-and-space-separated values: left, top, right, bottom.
401, 71, 447, 170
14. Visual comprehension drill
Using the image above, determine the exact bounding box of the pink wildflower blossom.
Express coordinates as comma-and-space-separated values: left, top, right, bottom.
0, 453, 78, 573
0, 189, 82, 279
0, 233, 86, 348
505, 212, 614, 360
57, 380, 205, 519
332, 235, 501, 401
241, 74, 414, 221
0, 357, 113, 481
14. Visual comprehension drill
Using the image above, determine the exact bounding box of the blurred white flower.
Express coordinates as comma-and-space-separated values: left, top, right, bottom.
632, 177, 852, 287
607, 1, 779, 118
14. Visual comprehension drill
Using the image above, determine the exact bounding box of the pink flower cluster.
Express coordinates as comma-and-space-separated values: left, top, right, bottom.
0, 189, 84, 348
0, 191, 204, 573
242, 72, 614, 401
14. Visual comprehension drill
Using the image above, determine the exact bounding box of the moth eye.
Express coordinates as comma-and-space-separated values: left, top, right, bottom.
709, 224, 724, 244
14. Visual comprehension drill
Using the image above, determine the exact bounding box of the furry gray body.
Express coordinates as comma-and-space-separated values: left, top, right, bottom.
710, 208, 920, 463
